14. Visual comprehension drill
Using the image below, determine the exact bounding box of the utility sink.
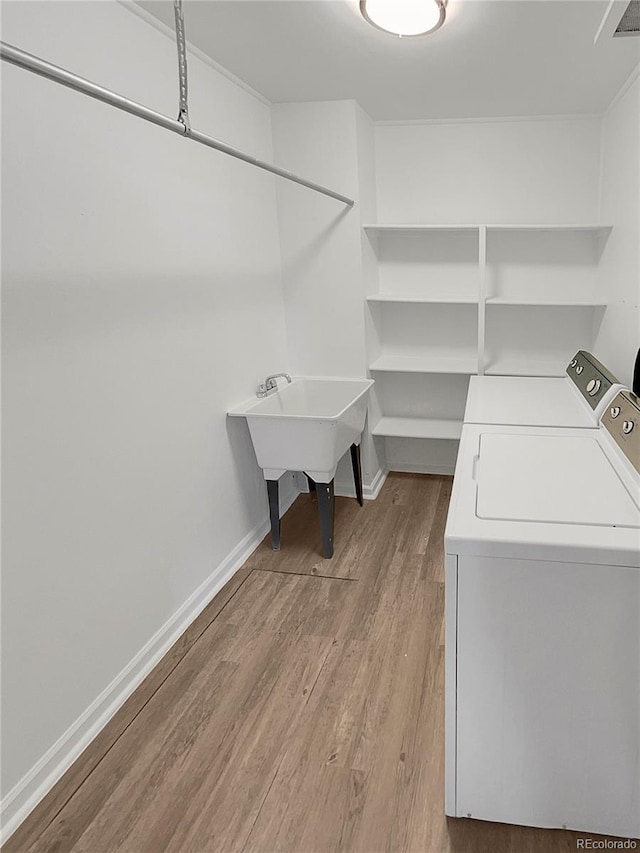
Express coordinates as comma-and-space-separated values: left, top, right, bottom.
228, 376, 374, 559
227, 376, 374, 482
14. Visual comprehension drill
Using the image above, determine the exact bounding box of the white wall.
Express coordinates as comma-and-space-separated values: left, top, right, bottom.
594, 73, 640, 387
355, 104, 385, 489
272, 100, 383, 493
1, 0, 295, 829
375, 118, 602, 224
272, 100, 365, 377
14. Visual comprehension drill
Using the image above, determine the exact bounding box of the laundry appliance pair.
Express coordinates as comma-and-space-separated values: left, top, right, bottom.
445, 352, 640, 838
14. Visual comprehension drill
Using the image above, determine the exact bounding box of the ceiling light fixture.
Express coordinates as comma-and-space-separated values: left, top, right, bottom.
360, 0, 447, 37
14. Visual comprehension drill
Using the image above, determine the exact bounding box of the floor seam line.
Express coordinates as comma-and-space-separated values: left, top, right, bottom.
253, 568, 358, 582
239, 747, 288, 853
239, 637, 335, 853
304, 641, 334, 705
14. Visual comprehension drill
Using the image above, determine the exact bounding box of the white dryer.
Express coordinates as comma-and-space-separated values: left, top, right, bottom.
444, 390, 640, 837
465, 350, 623, 428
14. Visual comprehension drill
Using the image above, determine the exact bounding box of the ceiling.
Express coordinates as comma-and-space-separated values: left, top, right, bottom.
138, 0, 640, 120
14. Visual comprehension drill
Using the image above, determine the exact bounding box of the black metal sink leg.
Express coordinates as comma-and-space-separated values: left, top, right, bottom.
350, 443, 364, 507
314, 479, 335, 558
266, 479, 280, 550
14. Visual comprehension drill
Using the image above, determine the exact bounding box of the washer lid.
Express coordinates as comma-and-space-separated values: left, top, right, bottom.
464, 377, 596, 427
476, 433, 640, 528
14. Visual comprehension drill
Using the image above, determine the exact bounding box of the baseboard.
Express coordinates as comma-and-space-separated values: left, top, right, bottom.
388, 462, 455, 476
0, 487, 299, 845
364, 467, 388, 500
333, 467, 387, 502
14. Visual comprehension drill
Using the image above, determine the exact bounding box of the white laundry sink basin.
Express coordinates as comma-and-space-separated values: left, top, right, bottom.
228, 376, 374, 482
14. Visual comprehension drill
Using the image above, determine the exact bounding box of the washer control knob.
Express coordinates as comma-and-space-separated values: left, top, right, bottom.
576, 365, 583, 374
610, 406, 621, 418
587, 379, 601, 396
622, 420, 635, 435
570, 359, 578, 368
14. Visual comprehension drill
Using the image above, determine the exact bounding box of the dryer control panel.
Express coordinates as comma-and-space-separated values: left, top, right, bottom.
566, 350, 618, 410
601, 390, 640, 476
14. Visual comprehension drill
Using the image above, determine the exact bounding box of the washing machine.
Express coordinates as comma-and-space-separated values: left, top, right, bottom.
444, 389, 640, 837
464, 350, 623, 428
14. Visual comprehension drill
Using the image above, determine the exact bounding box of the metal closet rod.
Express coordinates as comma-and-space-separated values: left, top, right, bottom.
0, 41, 355, 207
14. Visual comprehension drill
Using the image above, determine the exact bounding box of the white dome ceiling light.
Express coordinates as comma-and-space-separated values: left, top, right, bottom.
360, 0, 447, 37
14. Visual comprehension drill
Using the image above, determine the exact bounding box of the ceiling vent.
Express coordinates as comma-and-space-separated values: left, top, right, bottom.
614, 0, 640, 35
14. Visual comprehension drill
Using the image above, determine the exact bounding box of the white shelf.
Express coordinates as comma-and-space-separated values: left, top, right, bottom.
370, 354, 477, 374
367, 294, 477, 305
486, 297, 607, 307
363, 224, 479, 233
368, 295, 606, 307
484, 357, 567, 378
372, 416, 463, 441
486, 224, 612, 235
364, 223, 611, 235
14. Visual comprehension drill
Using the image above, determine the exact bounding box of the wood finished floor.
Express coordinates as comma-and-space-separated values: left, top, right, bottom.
5, 473, 617, 853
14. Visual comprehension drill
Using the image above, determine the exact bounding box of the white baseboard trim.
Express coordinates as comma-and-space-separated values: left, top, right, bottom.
364, 467, 388, 500
333, 467, 387, 502
388, 462, 455, 476
0, 488, 299, 845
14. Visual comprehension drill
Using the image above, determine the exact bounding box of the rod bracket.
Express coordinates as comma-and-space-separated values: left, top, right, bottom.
177, 108, 190, 134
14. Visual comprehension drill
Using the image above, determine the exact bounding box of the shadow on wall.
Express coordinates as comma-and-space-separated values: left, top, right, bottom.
1, 272, 282, 348
225, 414, 270, 528
281, 205, 352, 295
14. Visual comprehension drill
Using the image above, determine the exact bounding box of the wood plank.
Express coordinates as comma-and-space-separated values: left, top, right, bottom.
394, 474, 442, 555
423, 475, 453, 583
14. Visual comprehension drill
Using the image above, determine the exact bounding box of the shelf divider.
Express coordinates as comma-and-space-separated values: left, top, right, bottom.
478, 225, 487, 376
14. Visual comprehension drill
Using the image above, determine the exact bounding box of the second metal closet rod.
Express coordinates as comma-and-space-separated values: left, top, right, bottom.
0, 41, 354, 207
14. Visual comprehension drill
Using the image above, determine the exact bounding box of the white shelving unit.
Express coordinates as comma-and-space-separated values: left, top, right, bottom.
364, 222, 611, 474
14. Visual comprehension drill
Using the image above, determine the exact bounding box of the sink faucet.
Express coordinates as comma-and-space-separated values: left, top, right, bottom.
257, 373, 292, 398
